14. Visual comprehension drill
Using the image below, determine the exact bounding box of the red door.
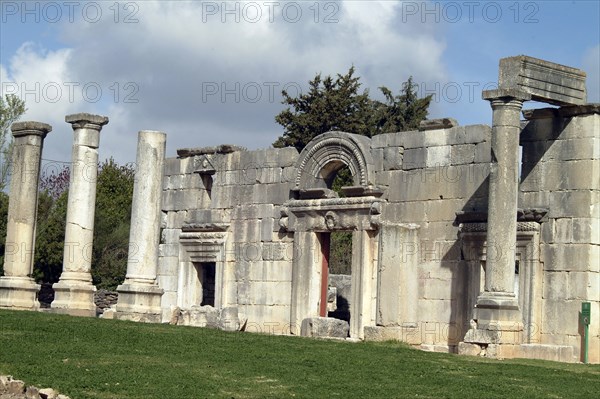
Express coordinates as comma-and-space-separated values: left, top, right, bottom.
319, 233, 330, 317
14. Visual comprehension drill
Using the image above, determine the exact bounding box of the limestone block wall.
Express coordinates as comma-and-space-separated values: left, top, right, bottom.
158, 146, 299, 333
157, 115, 597, 362
520, 111, 600, 362
370, 124, 492, 348
159, 155, 202, 315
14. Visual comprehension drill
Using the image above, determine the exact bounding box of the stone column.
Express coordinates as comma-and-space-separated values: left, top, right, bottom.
0, 121, 52, 310
475, 89, 530, 327
52, 113, 108, 316
115, 131, 166, 322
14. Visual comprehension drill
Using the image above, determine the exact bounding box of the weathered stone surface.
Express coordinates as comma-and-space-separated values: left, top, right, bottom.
39, 388, 58, 399
53, 114, 108, 315
116, 131, 166, 320
419, 118, 459, 131
498, 55, 587, 105
219, 306, 240, 331
301, 317, 349, 338
24, 386, 39, 399
0, 121, 51, 310
457, 342, 483, 357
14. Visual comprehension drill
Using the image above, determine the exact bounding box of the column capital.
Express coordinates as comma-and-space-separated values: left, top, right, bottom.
11, 121, 52, 138
482, 88, 531, 102
65, 113, 109, 131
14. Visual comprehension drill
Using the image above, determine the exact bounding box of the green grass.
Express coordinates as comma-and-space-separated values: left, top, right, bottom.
0, 310, 598, 398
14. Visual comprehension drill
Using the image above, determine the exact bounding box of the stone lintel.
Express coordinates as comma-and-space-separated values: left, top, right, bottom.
522, 107, 560, 120
418, 117, 459, 131
340, 185, 384, 198
11, 121, 52, 138
498, 55, 587, 106
295, 188, 338, 199
181, 222, 229, 232
179, 231, 226, 263
285, 197, 384, 232
482, 88, 531, 102
456, 208, 548, 224
177, 144, 245, 158
286, 196, 384, 212
523, 104, 600, 120
65, 113, 109, 127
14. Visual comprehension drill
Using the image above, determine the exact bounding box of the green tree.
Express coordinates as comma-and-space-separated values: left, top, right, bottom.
92, 158, 135, 290
0, 94, 26, 191
34, 191, 68, 283
273, 67, 431, 152
33, 159, 135, 290
373, 78, 431, 133
273, 68, 432, 275
0, 192, 9, 275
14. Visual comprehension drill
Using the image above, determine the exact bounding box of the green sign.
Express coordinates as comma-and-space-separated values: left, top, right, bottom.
582, 302, 591, 325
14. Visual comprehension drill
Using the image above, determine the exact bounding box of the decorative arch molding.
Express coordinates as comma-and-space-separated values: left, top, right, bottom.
293, 131, 374, 191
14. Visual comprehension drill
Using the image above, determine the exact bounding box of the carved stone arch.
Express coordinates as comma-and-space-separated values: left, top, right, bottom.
294, 131, 374, 191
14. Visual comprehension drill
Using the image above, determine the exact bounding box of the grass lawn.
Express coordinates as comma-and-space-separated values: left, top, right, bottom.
0, 310, 598, 398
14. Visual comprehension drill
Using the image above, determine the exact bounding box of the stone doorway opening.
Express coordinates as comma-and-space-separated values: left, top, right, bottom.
324, 231, 352, 325
199, 262, 216, 307
286, 131, 381, 339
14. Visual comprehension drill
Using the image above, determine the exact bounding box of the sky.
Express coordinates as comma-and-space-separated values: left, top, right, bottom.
1, 0, 599, 168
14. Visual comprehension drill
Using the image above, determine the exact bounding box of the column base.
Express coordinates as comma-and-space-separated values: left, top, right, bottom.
114, 283, 163, 323
51, 281, 97, 317
460, 291, 524, 357
0, 276, 40, 310
474, 291, 522, 328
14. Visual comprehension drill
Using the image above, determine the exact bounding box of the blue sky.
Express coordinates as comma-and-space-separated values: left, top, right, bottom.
1, 1, 599, 165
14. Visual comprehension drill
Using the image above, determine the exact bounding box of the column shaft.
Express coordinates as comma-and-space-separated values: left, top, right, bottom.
115, 131, 166, 322
475, 89, 530, 328
52, 113, 108, 316
484, 98, 523, 294
0, 121, 52, 310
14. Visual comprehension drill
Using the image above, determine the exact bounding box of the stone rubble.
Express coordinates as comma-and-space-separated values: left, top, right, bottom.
0, 376, 70, 399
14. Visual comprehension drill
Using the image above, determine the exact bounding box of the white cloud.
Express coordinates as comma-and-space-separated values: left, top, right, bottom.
0, 43, 79, 161
4, 0, 449, 164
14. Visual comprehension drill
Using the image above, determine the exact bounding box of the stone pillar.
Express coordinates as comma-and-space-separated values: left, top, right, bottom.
115, 131, 166, 322
376, 223, 419, 327
0, 121, 52, 310
475, 89, 530, 328
52, 113, 108, 316
290, 231, 322, 334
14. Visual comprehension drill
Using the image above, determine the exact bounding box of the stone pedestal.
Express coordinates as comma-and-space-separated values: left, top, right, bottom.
52, 113, 108, 317
0, 121, 52, 310
115, 131, 166, 322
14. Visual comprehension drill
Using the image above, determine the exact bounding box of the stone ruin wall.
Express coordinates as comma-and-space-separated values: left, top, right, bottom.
520, 111, 599, 360
365, 124, 491, 349
157, 111, 599, 363
159, 146, 299, 332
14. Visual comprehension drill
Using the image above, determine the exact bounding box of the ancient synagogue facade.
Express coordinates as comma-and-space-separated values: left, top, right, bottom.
0, 56, 598, 363
155, 56, 599, 363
